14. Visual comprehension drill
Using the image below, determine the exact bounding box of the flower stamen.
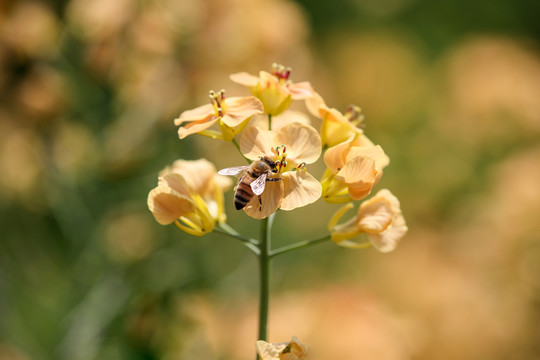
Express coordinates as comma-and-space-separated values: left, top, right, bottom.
209, 89, 227, 117
344, 104, 365, 127
293, 162, 306, 171
272, 63, 292, 83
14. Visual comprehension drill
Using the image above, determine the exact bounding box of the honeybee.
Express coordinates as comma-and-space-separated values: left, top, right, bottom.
218, 157, 280, 210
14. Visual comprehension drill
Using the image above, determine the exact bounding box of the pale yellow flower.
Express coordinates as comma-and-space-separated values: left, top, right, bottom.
305, 93, 365, 148
319, 105, 365, 148
256, 336, 309, 360
230, 63, 314, 116
147, 159, 231, 236
174, 90, 264, 141
321, 135, 389, 203
306, 93, 364, 147
328, 189, 408, 252
238, 123, 322, 219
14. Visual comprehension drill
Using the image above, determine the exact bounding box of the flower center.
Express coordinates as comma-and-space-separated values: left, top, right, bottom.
209, 89, 227, 117
271, 145, 306, 173
271, 63, 292, 85
344, 105, 365, 127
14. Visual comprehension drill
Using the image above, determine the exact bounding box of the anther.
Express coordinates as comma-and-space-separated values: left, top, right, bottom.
344, 104, 364, 126
282, 67, 291, 80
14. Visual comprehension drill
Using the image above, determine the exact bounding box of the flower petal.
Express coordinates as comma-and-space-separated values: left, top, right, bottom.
229, 72, 259, 87
239, 126, 277, 160
280, 171, 322, 210
336, 156, 377, 184
243, 179, 282, 219
287, 81, 314, 99
367, 213, 408, 253
323, 140, 352, 174
356, 198, 394, 233
158, 173, 191, 197
147, 186, 194, 225
220, 96, 264, 127
276, 123, 321, 164
174, 103, 214, 125
319, 106, 362, 147
305, 91, 326, 117
347, 145, 389, 170
177, 117, 218, 139
169, 159, 216, 194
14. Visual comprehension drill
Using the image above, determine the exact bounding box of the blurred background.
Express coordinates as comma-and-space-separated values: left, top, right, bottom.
1, 0, 540, 359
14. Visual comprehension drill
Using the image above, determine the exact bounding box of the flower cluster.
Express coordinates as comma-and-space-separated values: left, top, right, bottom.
148, 63, 408, 250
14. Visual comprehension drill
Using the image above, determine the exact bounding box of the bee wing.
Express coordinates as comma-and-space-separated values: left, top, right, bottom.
250, 172, 267, 196
218, 165, 249, 176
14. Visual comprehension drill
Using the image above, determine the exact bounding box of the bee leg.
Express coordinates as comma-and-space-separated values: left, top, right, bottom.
265, 178, 281, 182
258, 195, 262, 211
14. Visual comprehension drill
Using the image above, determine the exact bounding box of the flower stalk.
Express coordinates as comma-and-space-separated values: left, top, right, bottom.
258, 213, 273, 347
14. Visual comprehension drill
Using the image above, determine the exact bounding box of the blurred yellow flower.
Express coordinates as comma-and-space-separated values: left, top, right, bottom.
321, 135, 389, 203
174, 90, 264, 141
239, 123, 322, 219
256, 336, 309, 360
230, 63, 314, 116
328, 189, 407, 252
147, 159, 231, 236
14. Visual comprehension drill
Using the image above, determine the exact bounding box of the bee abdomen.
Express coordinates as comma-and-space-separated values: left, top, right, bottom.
234, 181, 254, 210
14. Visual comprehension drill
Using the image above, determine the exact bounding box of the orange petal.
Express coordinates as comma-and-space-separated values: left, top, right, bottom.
174, 103, 214, 125
177, 117, 218, 139
336, 156, 378, 200
276, 123, 321, 164
280, 171, 322, 210
243, 179, 282, 219
239, 126, 277, 160
147, 186, 194, 225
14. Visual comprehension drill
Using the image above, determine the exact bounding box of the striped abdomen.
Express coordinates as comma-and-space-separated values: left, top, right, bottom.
234, 173, 256, 210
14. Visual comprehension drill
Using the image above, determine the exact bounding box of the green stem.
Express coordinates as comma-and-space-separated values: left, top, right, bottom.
268, 114, 272, 130
215, 226, 260, 255
232, 138, 251, 164
257, 213, 274, 345
270, 235, 331, 258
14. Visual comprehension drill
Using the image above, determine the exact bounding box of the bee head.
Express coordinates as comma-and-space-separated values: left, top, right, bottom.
260, 156, 278, 173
